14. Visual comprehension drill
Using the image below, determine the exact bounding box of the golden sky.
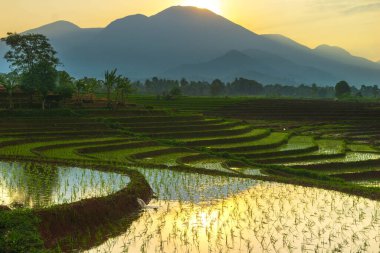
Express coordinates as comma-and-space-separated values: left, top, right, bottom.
1, 0, 379, 61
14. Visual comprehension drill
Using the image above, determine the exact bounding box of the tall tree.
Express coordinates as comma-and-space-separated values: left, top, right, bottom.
115, 76, 133, 106
74, 79, 86, 104
374, 85, 379, 98
168, 87, 182, 100
180, 78, 189, 87
335, 80, 351, 98
83, 77, 101, 95
2, 33, 60, 108
55, 71, 75, 102
74, 77, 100, 104
210, 79, 225, 96
103, 69, 120, 108
21, 61, 57, 110
1, 33, 59, 73
0, 72, 19, 110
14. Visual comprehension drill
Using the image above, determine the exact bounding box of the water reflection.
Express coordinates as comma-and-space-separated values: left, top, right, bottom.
0, 162, 130, 208
354, 180, 380, 188
135, 168, 256, 202
88, 181, 380, 253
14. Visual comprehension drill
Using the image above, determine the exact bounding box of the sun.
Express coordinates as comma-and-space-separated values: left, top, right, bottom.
180, 0, 222, 14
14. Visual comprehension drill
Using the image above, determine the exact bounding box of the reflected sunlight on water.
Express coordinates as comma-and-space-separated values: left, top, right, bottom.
88, 182, 380, 253
0, 162, 130, 208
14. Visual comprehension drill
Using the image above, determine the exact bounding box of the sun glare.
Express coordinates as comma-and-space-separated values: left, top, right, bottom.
180, 0, 222, 14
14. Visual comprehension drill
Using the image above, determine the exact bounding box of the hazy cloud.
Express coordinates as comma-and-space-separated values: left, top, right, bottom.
343, 2, 380, 14
306, 0, 380, 14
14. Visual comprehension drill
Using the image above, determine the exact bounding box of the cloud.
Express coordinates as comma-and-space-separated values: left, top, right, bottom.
343, 2, 380, 14
306, 0, 380, 14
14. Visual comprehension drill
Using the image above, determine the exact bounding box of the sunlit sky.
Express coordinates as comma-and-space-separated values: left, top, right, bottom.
1, 0, 379, 61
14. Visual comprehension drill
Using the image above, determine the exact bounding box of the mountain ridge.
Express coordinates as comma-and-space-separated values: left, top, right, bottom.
165, 49, 335, 84
0, 6, 379, 85
23, 20, 81, 37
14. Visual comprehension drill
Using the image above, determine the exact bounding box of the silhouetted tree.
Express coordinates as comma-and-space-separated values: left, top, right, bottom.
335, 80, 351, 98
360, 85, 379, 98
1, 33, 60, 107
83, 77, 100, 94
55, 71, 75, 101
1, 33, 59, 73
21, 61, 57, 110
210, 79, 225, 96
0, 71, 19, 109
74, 78, 86, 104
74, 77, 101, 104
229, 78, 263, 95
374, 85, 380, 98
180, 78, 189, 87
103, 69, 120, 108
115, 76, 133, 106
166, 87, 182, 100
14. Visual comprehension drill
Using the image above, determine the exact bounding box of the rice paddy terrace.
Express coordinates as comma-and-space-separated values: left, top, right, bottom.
0, 97, 380, 252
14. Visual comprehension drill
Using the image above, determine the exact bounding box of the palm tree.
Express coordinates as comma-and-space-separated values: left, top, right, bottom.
74, 79, 86, 105
115, 76, 133, 106
0, 72, 19, 110
84, 77, 101, 95
56, 71, 75, 103
103, 69, 120, 108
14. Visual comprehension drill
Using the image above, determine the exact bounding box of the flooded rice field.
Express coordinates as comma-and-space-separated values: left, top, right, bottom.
354, 180, 380, 188
135, 168, 255, 202
0, 162, 130, 208
88, 169, 380, 253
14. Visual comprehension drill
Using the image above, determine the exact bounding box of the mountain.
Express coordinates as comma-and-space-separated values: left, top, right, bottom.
166, 49, 335, 84
0, 6, 379, 85
260, 36, 380, 84
24, 21, 81, 37
313, 45, 377, 69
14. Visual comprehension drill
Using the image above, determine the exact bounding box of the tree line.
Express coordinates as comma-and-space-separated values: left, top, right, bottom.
0, 33, 132, 110
136, 78, 379, 99
0, 32, 379, 110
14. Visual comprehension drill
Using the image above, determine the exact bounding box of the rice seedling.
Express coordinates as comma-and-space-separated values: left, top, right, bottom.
1, 99, 380, 252
347, 144, 380, 153
353, 180, 380, 188
0, 161, 130, 208
86, 181, 380, 253
286, 152, 380, 166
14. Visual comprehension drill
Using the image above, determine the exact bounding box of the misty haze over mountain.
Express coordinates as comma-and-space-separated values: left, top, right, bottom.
0, 6, 379, 86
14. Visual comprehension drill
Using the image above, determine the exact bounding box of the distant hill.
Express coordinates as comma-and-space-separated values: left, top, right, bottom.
166, 49, 335, 84
0, 6, 379, 85
24, 21, 81, 37
313, 45, 377, 69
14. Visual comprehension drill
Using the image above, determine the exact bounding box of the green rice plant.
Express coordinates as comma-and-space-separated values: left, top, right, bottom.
182, 128, 271, 145
40, 137, 130, 159
210, 132, 291, 151
0, 161, 130, 208
185, 158, 234, 173
285, 152, 380, 167
136, 152, 198, 166
353, 180, 380, 188
88, 181, 380, 253
90, 146, 168, 162
239, 136, 317, 159
347, 144, 379, 153
0, 137, 121, 157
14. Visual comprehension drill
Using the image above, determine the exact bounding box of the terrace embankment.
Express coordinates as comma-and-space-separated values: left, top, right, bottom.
1, 104, 379, 193
35, 167, 153, 249
1, 99, 380, 251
